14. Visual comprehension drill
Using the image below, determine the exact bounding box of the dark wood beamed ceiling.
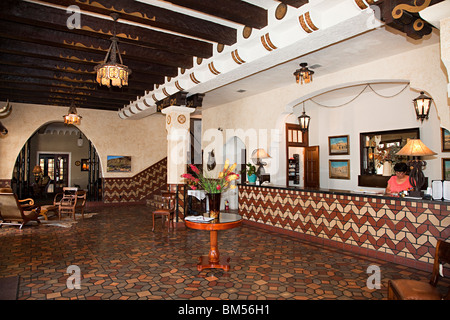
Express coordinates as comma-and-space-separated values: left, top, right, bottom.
0, 0, 278, 112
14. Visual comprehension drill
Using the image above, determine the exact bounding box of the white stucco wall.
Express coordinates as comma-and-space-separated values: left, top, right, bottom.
0, 104, 167, 180
201, 42, 449, 192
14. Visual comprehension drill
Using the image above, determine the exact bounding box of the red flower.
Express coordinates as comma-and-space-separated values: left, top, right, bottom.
216, 185, 221, 191
189, 164, 200, 174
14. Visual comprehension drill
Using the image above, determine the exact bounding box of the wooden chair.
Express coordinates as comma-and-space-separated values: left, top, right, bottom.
388, 240, 450, 300
152, 192, 176, 231
0, 192, 40, 229
58, 188, 87, 220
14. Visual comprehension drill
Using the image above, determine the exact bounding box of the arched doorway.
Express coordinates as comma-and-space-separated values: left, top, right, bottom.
12, 122, 102, 202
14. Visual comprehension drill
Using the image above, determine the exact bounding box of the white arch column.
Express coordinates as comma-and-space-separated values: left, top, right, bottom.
161, 106, 195, 185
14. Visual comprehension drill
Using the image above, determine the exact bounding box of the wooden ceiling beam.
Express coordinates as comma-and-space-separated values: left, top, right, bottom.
0, 21, 194, 69
277, 0, 309, 8
0, 0, 213, 58
0, 38, 179, 78
162, 0, 267, 29
38, 0, 237, 45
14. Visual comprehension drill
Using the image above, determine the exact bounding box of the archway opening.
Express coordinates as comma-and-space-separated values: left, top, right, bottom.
12, 121, 102, 203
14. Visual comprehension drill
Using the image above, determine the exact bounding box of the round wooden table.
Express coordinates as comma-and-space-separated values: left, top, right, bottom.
185, 212, 242, 272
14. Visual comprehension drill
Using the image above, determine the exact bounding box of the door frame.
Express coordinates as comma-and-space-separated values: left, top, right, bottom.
37, 151, 72, 188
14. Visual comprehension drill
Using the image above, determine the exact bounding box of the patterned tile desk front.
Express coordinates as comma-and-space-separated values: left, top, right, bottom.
238, 184, 449, 271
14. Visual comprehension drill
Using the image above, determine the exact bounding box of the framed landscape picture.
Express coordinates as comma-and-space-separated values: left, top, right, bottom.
329, 160, 350, 179
107, 155, 131, 172
442, 128, 450, 152
328, 135, 349, 155
443, 158, 450, 180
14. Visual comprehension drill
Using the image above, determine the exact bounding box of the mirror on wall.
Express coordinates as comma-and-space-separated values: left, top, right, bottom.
358, 128, 419, 188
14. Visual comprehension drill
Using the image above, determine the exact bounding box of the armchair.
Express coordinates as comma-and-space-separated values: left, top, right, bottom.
0, 192, 40, 229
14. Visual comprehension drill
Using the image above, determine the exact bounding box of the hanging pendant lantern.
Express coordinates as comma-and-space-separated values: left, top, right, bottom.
298, 102, 310, 133
94, 13, 131, 88
63, 103, 82, 125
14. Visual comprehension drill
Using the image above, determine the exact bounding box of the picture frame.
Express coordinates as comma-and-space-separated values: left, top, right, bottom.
328, 135, 349, 155
107, 155, 131, 172
329, 159, 350, 180
443, 158, 450, 180
441, 128, 450, 152
81, 159, 90, 171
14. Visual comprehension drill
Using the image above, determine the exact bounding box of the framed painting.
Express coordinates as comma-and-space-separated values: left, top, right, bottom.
107, 155, 131, 172
441, 128, 450, 152
443, 158, 450, 180
328, 135, 349, 155
329, 160, 350, 180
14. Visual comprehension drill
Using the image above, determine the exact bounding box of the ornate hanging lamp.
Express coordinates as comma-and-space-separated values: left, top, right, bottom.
298, 102, 310, 133
63, 100, 82, 125
293, 63, 314, 84
413, 91, 432, 123
95, 13, 131, 88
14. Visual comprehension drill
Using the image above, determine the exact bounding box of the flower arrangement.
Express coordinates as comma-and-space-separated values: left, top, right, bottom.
181, 159, 239, 194
374, 145, 401, 168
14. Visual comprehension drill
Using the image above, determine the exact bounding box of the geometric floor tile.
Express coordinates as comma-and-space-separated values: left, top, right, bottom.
1, 204, 448, 301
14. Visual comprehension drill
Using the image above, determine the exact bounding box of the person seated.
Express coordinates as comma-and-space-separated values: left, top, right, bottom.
385, 162, 412, 195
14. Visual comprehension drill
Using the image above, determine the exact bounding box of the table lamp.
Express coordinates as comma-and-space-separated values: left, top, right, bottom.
251, 148, 271, 178
396, 139, 436, 197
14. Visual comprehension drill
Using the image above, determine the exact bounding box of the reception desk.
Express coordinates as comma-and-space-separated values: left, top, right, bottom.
238, 184, 449, 271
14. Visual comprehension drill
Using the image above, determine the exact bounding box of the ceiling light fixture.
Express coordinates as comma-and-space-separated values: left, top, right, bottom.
293, 62, 314, 84
95, 13, 131, 88
298, 102, 310, 133
63, 100, 82, 125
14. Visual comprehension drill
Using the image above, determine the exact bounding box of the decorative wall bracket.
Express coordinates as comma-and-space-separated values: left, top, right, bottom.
374, 0, 444, 39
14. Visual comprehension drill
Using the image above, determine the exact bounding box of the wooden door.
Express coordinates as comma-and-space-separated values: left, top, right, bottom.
304, 146, 319, 188
39, 153, 69, 192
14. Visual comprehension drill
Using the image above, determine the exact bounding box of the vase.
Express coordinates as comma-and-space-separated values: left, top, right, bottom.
383, 161, 392, 176
207, 193, 221, 219
248, 174, 257, 184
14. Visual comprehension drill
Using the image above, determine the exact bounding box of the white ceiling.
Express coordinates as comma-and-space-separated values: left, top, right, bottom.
121, 0, 442, 119
201, 25, 440, 108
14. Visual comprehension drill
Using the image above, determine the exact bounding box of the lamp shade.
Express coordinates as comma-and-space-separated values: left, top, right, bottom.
32, 165, 42, 175
396, 139, 436, 157
252, 148, 271, 159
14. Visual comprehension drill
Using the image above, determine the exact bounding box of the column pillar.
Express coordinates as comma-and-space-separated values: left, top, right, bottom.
161, 106, 195, 185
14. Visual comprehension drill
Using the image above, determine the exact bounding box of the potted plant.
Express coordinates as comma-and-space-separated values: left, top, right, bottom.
246, 163, 257, 184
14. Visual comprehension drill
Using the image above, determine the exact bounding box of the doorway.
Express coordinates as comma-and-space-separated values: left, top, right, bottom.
38, 153, 69, 193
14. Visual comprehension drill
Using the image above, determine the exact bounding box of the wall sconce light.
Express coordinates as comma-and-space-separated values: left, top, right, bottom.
396, 138, 436, 197
413, 91, 432, 123
293, 62, 314, 84
298, 102, 310, 133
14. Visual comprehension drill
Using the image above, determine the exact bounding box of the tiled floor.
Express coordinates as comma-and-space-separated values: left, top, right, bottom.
0, 204, 448, 300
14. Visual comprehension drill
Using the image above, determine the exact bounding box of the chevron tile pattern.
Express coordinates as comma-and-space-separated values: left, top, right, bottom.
238, 186, 450, 268
103, 158, 167, 203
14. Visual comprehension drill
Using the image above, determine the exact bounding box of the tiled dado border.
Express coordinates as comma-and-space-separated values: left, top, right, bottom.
103, 158, 167, 203
238, 185, 450, 272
